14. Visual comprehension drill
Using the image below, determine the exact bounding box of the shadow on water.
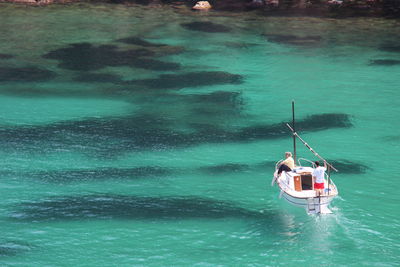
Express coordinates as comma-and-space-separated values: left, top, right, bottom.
0, 113, 352, 156
28, 166, 172, 183
368, 59, 400, 66
0, 67, 56, 82
181, 22, 232, 33
43, 43, 180, 71
11, 195, 272, 222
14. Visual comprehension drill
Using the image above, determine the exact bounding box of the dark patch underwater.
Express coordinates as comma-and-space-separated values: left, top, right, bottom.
223, 42, 260, 49
0, 113, 352, 156
378, 43, 400, 53
199, 163, 251, 174
329, 159, 370, 174
116, 36, 167, 47
381, 135, 400, 142
369, 59, 400, 66
28, 166, 172, 183
0, 241, 32, 257
0, 67, 56, 82
43, 43, 180, 71
73, 73, 124, 83
11, 195, 266, 221
0, 54, 14, 59
263, 34, 323, 47
129, 71, 243, 89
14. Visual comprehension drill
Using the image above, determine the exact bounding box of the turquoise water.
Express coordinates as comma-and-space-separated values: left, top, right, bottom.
0, 3, 399, 266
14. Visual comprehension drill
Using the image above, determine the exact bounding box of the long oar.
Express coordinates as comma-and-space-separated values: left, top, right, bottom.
286, 123, 338, 172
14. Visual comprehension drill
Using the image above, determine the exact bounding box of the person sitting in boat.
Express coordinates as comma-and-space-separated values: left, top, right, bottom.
277, 152, 295, 175
313, 161, 327, 196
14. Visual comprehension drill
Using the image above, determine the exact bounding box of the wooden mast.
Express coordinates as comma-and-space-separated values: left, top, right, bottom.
292, 101, 297, 163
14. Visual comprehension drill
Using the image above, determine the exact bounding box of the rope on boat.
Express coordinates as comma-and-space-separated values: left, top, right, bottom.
285, 123, 338, 172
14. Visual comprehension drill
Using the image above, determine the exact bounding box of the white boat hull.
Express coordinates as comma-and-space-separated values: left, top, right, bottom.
280, 190, 334, 214
273, 168, 338, 214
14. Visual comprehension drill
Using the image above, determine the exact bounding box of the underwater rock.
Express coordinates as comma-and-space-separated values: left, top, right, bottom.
11, 194, 264, 221
181, 22, 231, 33
192, 1, 212, 10
369, 59, 400, 66
73, 73, 123, 83
0, 67, 56, 82
131, 71, 243, 89
264, 34, 322, 46
43, 43, 180, 71
0, 53, 13, 59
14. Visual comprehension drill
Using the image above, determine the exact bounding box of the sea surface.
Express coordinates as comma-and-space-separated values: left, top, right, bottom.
0, 3, 399, 266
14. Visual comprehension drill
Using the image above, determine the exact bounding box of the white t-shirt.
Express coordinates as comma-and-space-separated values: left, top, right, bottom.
312, 166, 326, 183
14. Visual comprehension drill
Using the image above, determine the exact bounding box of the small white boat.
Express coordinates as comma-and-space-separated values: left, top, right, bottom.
272, 160, 338, 214
272, 102, 339, 214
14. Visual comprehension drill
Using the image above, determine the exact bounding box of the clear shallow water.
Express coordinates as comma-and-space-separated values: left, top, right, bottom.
0, 3, 399, 266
